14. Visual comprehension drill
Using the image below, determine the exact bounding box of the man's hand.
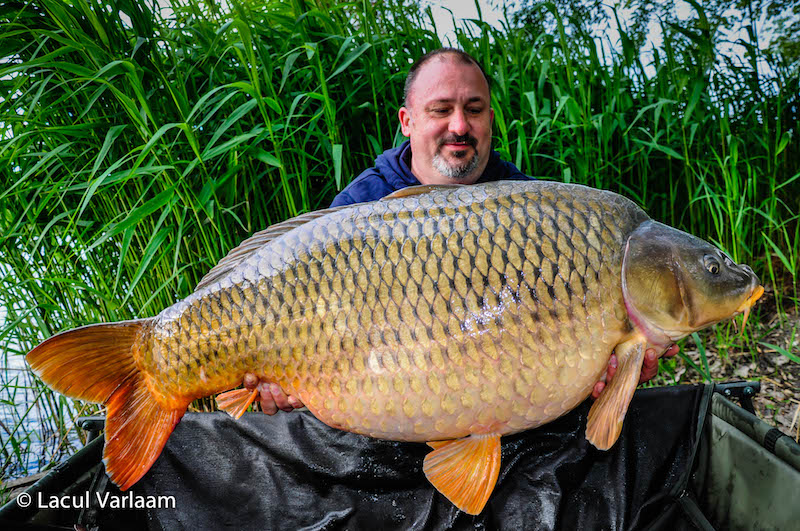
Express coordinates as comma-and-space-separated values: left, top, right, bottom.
243, 373, 305, 415
591, 344, 680, 399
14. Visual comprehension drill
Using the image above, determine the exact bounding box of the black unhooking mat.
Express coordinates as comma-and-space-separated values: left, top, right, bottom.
115, 385, 711, 530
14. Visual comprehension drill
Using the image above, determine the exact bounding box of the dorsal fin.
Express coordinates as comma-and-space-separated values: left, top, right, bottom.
195, 205, 350, 291
381, 184, 463, 200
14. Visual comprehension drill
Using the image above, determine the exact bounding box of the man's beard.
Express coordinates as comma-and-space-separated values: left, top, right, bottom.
432, 134, 480, 179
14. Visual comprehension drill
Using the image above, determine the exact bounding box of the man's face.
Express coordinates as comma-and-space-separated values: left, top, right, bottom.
399, 56, 494, 185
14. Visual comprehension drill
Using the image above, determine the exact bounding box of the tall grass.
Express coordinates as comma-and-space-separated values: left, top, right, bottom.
1, 0, 797, 481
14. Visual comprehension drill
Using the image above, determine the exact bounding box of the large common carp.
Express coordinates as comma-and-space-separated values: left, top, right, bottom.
27, 181, 762, 514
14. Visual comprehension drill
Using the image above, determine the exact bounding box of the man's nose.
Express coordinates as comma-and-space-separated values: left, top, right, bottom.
448, 109, 469, 136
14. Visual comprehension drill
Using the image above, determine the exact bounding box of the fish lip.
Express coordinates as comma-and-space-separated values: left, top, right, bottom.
731, 282, 764, 335
735, 283, 765, 314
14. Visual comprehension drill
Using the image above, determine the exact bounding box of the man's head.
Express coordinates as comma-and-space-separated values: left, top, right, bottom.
399, 48, 494, 185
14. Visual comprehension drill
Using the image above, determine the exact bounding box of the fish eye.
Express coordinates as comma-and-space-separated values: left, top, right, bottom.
704, 255, 720, 275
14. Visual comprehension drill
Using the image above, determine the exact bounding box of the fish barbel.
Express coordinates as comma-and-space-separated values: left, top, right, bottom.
27, 181, 762, 514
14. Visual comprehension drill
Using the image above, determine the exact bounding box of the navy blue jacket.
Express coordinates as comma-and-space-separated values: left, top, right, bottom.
331, 140, 529, 207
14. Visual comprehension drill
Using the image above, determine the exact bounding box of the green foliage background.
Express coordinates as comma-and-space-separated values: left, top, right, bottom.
1, 0, 798, 480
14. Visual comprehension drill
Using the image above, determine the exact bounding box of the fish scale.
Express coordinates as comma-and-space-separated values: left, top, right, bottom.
141, 182, 642, 440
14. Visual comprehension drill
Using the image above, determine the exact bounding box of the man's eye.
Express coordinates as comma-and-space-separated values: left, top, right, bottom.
467, 107, 483, 114
431, 108, 448, 114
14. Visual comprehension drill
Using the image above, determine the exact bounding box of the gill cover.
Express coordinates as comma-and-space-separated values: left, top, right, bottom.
622, 221, 759, 342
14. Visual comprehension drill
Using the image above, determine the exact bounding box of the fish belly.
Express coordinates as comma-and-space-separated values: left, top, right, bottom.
143, 181, 646, 441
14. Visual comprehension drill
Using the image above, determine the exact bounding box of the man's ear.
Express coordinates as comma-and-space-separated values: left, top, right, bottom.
489, 107, 494, 126
399, 107, 412, 137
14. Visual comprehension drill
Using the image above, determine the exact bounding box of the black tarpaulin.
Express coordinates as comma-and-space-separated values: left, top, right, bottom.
113, 385, 710, 530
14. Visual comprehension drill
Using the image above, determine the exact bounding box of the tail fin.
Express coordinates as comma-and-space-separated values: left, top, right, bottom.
27, 320, 187, 489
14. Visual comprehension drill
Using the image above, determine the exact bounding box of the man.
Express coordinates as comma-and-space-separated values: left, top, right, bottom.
329, 48, 523, 205
248, 48, 678, 414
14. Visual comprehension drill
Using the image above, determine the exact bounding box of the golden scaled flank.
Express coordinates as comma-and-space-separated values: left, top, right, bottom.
142, 182, 645, 441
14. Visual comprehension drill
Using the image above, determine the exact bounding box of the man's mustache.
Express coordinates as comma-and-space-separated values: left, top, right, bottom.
438, 134, 477, 148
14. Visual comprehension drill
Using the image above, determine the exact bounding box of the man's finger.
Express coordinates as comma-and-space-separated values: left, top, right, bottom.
664, 343, 679, 358
243, 373, 258, 390
258, 383, 278, 415
287, 396, 305, 409
639, 350, 658, 383
606, 354, 618, 383
269, 383, 294, 412
591, 381, 605, 400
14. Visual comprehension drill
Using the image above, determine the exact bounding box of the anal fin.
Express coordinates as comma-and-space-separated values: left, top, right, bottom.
423, 434, 501, 515
586, 337, 646, 450
216, 388, 259, 419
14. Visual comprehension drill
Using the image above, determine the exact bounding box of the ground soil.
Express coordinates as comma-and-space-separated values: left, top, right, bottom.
662, 286, 800, 441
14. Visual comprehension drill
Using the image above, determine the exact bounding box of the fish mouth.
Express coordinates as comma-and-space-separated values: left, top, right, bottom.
735, 284, 764, 332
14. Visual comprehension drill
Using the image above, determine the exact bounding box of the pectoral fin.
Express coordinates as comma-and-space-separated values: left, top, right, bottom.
216, 388, 259, 419
585, 338, 646, 450
423, 434, 501, 515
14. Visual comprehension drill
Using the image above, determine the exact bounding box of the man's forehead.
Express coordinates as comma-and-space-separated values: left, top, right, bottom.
409, 56, 490, 106
424, 95, 486, 107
